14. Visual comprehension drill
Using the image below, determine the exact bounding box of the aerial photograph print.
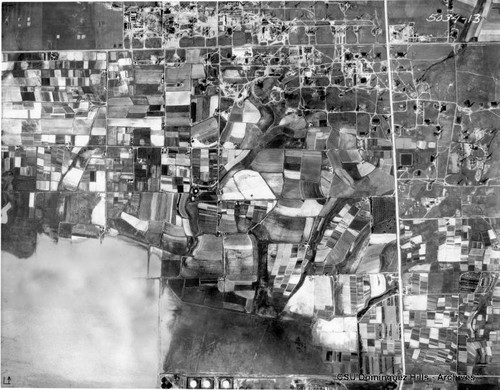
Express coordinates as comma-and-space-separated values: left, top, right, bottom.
1, 1, 500, 389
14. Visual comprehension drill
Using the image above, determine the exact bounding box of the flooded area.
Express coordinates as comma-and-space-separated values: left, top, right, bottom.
1, 235, 159, 388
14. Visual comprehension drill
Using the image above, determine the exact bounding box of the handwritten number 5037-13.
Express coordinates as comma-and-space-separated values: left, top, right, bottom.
426, 13, 481, 23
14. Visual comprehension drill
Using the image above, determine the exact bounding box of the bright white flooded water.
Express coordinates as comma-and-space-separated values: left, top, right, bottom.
1, 234, 160, 388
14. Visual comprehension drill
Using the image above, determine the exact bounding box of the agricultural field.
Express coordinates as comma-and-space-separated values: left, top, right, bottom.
2, 1, 500, 388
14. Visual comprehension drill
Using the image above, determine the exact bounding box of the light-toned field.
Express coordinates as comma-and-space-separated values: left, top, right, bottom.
1, 235, 158, 388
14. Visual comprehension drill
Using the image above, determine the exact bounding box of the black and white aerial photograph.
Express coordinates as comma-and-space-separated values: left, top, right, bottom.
1, 1, 500, 389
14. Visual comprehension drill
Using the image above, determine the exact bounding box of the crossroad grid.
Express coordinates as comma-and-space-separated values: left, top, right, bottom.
6, 1, 494, 385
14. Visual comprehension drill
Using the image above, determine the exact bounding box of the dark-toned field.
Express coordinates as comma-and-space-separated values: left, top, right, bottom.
2, 2, 43, 51
2, 2, 122, 51
388, 0, 450, 42
161, 283, 331, 376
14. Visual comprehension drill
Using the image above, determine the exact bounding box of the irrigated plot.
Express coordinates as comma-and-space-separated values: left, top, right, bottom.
451, 0, 500, 43
105, 147, 135, 193
400, 217, 500, 292
219, 149, 332, 201
458, 281, 500, 376
2, 51, 107, 147
107, 50, 165, 147
165, 48, 219, 148
403, 294, 459, 375
305, 197, 398, 274
3, 0, 500, 385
